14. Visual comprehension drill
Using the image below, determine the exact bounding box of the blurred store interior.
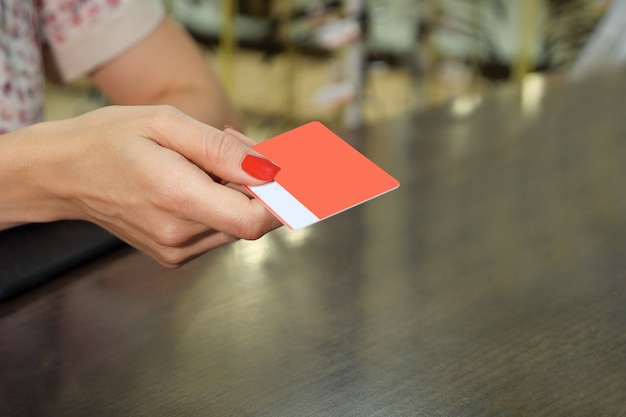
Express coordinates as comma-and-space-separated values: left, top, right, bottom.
45, 0, 609, 140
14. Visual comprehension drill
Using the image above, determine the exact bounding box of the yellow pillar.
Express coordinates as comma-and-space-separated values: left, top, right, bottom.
219, 0, 236, 94
513, 0, 542, 81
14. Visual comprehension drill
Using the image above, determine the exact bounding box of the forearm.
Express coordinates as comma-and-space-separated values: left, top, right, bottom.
0, 105, 280, 267
0, 122, 78, 230
138, 80, 242, 129
90, 17, 243, 129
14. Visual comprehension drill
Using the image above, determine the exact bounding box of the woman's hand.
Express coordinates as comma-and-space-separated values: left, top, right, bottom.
0, 105, 282, 267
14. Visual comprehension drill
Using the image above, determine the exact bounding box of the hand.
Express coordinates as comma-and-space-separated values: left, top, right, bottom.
1, 105, 282, 267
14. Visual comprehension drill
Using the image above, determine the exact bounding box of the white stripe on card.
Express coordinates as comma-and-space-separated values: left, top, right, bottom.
246, 182, 320, 230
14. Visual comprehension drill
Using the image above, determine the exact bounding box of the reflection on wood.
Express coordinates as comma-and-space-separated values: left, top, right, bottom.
2, 72, 626, 416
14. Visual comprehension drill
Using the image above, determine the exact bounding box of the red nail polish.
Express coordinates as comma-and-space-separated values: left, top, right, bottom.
242, 154, 281, 181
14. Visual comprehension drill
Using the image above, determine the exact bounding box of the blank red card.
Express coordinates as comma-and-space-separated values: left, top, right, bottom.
245, 121, 400, 230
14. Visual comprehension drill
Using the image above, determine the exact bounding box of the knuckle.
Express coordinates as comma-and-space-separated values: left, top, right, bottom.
234, 215, 266, 241
143, 105, 183, 130
151, 173, 192, 210
151, 218, 190, 248
153, 104, 181, 121
205, 129, 239, 163
157, 247, 187, 269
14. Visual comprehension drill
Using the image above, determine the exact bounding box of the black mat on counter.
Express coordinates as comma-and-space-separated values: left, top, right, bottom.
0, 221, 124, 301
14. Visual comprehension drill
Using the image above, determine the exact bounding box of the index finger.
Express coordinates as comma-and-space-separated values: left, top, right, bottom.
145, 106, 280, 186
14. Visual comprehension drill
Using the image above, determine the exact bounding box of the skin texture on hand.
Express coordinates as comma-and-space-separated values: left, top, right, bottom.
0, 106, 282, 268
0, 14, 274, 267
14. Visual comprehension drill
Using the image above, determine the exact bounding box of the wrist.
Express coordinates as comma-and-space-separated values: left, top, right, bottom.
0, 121, 82, 229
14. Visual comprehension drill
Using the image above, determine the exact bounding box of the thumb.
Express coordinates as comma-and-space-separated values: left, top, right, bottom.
148, 107, 280, 185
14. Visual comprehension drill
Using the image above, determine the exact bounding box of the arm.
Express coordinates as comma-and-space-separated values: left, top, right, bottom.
89, 16, 242, 129
0, 106, 280, 267
0, 12, 279, 266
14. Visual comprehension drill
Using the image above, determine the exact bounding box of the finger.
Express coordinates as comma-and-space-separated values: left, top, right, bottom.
224, 125, 258, 147
144, 156, 281, 240
99, 211, 230, 268
184, 178, 282, 239
224, 181, 254, 198
146, 107, 280, 186
208, 126, 260, 184
156, 231, 239, 268
102, 144, 280, 248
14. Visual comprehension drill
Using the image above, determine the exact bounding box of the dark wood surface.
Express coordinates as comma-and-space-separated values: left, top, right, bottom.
2, 73, 626, 416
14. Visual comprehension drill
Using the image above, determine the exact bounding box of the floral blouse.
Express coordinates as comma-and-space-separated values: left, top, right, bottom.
0, 0, 164, 133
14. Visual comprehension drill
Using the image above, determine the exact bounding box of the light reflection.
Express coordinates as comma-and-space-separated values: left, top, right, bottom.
521, 73, 546, 117
276, 226, 312, 247
451, 95, 482, 118
229, 234, 275, 281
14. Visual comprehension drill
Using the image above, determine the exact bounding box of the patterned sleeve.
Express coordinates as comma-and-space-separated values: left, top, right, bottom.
42, 0, 165, 82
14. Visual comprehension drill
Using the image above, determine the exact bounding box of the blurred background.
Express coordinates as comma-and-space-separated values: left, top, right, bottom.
45, 0, 610, 140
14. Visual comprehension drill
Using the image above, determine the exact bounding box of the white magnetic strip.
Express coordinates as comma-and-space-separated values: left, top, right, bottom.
247, 182, 319, 230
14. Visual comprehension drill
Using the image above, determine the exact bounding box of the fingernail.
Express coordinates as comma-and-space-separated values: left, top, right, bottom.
224, 124, 238, 132
242, 154, 281, 181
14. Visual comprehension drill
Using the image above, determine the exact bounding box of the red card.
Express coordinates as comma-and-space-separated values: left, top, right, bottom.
245, 121, 400, 230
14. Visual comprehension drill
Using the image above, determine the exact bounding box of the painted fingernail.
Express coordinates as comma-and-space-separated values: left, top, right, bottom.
242, 154, 281, 181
